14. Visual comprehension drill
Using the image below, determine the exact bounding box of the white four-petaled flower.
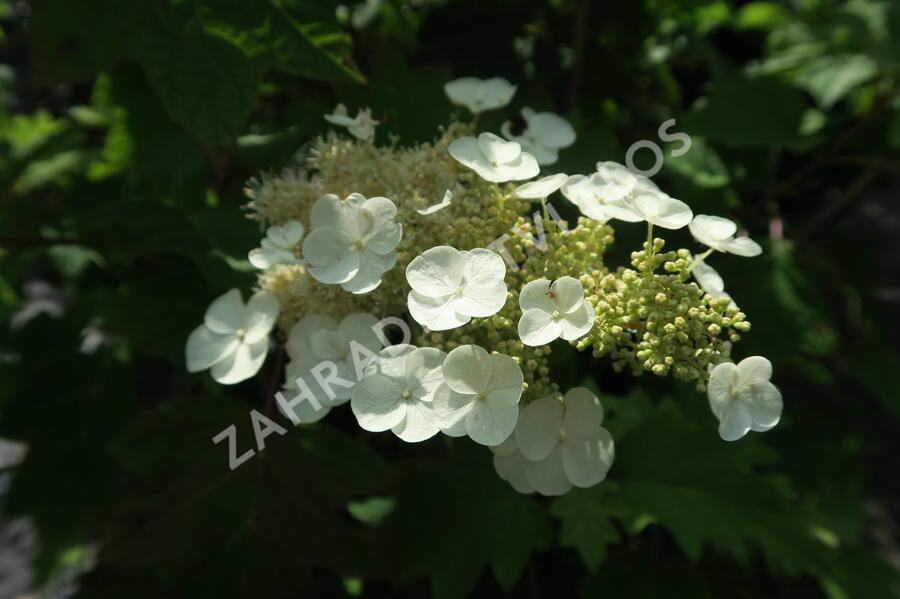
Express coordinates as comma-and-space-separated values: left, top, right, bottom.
444, 77, 516, 114
432, 344, 524, 446
186, 289, 279, 385
302, 193, 402, 294
494, 387, 615, 495
324, 104, 378, 141
248, 220, 304, 269
406, 246, 508, 331
448, 133, 539, 183
518, 277, 594, 346
708, 356, 783, 441
513, 173, 568, 199
501, 107, 576, 165
689, 214, 763, 257
351, 344, 446, 442
281, 313, 383, 423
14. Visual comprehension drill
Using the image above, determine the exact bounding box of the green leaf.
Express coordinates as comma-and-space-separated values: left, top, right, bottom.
94, 398, 390, 597
195, 0, 363, 83
381, 446, 552, 597
734, 2, 791, 30
682, 77, 806, 146
663, 137, 730, 188
550, 485, 621, 570
137, 17, 262, 147
794, 54, 879, 108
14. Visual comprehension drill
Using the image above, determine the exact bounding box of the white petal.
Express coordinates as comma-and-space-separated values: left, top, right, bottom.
448, 136, 486, 170
562, 427, 614, 487
707, 362, 738, 419
518, 278, 554, 312
477, 132, 521, 164
717, 401, 753, 441
286, 314, 337, 359
455, 279, 507, 317
338, 313, 382, 352
186, 324, 238, 372
720, 236, 763, 257
512, 173, 568, 199
392, 400, 440, 442
204, 288, 246, 334
210, 338, 268, 385
642, 194, 693, 230
559, 303, 594, 341
525, 111, 576, 149
406, 245, 465, 297
407, 291, 469, 331
442, 344, 492, 394
303, 228, 360, 284
692, 260, 725, 295
244, 291, 279, 342
404, 347, 447, 399
268, 220, 305, 247
493, 450, 535, 494
417, 189, 453, 215
689, 214, 736, 247
736, 356, 773, 386
594, 162, 638, 201
465, 395, 519, 446
310, 330, 347, 360
431, 382, 475, 430
515, 138, 559, 165
310, 193, 362, 233
525, 447, 572, 496
341, 251, 392, 294
562, 387, 606, 438
351, 374, 406, 432
492, 433, 520, 457
369, 344, 415, 379
515, 396, 564, 461
479, 77, 516, 110
485, 353, 525, 399
279, 367, 332, 424
462, 248, 506, 282
549, 276, 584, 313
742, 382, 783, 431
518, 309, 561, 346
248, 247, 277, 269
444, 77, 483, 111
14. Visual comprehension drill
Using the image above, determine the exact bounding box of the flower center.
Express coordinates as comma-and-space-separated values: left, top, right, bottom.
354, 239, 366, 250
476, 391, 487, 401
551, 310, 561, 321
453, 286, 465, 297
401, 388, 412, 400
558, 430, 567, 441
235, 328, 247, 340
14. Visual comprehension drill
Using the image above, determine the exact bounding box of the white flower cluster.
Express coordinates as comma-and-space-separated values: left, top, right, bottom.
184, 75, 784, 496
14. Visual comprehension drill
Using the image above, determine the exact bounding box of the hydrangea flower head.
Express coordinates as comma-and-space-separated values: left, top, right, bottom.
406, 246, 508, 331
444, 76, 516, 114
248, 220, 304, 269
302, 193, 402, 294
518, 277, 594, 346
324, 104, 378, 141
185, 289, 278, 385
708, 356, 783, 441
448, 132, 540, 183
351, 344, 446, 442
501, 107, 576, 165
432, 344, 524, 446
689, 214, 763, 257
